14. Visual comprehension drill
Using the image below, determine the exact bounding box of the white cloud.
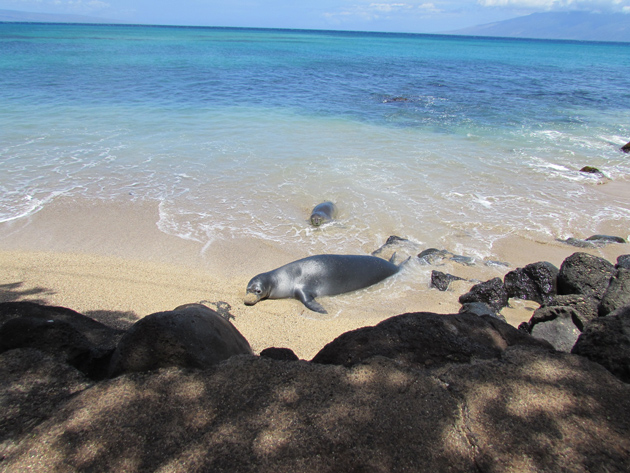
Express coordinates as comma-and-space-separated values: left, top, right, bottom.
478, 0, 630, 12
369, 3, 411, 12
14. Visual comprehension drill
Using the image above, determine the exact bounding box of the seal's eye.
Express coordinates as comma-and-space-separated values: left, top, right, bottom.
256, 289, 262, 294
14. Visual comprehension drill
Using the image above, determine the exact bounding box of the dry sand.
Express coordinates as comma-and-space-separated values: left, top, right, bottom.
0, 184, 628, 360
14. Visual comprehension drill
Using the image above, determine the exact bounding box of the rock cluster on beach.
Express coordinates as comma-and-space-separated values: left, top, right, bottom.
1, 251, 630, 472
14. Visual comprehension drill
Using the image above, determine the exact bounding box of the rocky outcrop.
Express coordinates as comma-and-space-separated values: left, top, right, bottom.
2, 345, 629, 472
458, 277, 508, 312
541, 294, 598, 331
1, 297, 630, 471
572, 306, 630, 383
529, 306, 582, 352
311, 312, 551, 368
259, 347, 299, 361
622, 141, 630, 153
108, 303, 252, 377
0, 301, 125, 379
0, 348, 91, 458
557, 252, 615, 300
503, 261, 558, 304
599, 268, 630, 316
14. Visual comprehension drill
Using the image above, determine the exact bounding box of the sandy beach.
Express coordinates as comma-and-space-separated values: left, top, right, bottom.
1, 185, 628, 360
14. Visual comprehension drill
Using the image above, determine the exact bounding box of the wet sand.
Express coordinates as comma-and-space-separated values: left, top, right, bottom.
0, 189, 628, 360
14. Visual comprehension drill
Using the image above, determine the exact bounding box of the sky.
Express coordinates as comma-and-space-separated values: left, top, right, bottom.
1, 0, 629, 33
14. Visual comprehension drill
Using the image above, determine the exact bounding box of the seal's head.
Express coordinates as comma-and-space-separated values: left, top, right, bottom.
244, 275, 270, 306
310, 212, 325, 227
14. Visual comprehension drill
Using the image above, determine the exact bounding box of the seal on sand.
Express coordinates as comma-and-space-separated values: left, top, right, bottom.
310, 201, 337, 226
244, 254, 403, 314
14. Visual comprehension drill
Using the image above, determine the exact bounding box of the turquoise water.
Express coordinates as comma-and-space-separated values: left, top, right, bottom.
1, 23, 630, 258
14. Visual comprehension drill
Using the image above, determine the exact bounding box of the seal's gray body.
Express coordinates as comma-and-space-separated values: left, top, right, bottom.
244, 254, 401, 314
310, 202, 337, 226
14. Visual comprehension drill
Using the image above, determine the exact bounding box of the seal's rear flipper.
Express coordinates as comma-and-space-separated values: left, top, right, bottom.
295, 288, 328, 314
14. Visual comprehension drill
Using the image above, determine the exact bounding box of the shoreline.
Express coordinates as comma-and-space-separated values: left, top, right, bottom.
1, 195, 628, 359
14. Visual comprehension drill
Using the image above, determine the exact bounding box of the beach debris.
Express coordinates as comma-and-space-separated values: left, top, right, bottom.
309, 201, 338, 227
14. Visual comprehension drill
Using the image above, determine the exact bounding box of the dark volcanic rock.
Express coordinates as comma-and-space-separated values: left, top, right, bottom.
621, 141, 630, 153
599, 268, 630, 317
529, 306, 581, 352
617, 254, 630, 270
586, 234, 626, 244
4, 348, 630, 473
260, 347, 299, 361
430, 270, 465, 291
108, 304, 253, 377
0, 348, 91, 458
543, 294, 598, 331
459, 302, 506, 321
557, 252, 615, 301
439, 346, 630, 472
504, 261, 558, 305
559, 235, 625, 248
558, 237, 603, 248
0, 317, 96, 374
572, 306, 630, 383
0, 301, 125, 352
311, 312, 551, 368
458, 277, 508, 313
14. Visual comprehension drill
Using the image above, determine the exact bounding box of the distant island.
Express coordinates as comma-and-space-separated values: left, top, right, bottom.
447, 11, 630, 43
1, 8, 629, 43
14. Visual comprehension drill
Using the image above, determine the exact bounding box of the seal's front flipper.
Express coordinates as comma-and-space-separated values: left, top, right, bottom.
295, 288, 328, 314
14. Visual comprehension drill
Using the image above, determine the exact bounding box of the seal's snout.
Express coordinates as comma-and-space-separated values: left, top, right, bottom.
310, 216, 322, 226
244, 292, 260, 306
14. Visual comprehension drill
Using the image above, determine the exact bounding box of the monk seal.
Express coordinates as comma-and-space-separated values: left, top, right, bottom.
309, 201, 337, 226
244, 254, 403, 314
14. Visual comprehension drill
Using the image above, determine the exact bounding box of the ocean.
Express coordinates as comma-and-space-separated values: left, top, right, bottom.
1, 22, 630, 261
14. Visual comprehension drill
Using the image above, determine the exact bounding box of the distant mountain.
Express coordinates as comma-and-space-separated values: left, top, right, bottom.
447, 11, 630, 43
0, 8, 120, 24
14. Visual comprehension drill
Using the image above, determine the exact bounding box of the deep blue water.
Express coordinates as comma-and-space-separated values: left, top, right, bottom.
1, 22, 629, 258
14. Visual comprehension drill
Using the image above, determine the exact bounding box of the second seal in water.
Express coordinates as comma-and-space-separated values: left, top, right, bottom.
310, 201, 337, 226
